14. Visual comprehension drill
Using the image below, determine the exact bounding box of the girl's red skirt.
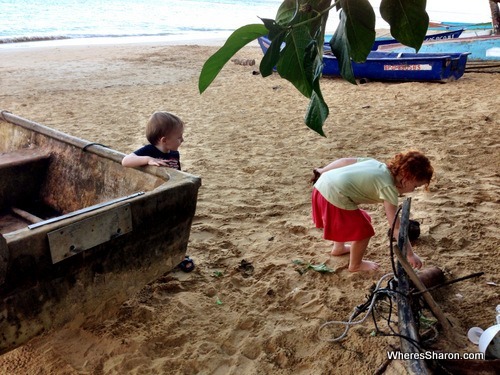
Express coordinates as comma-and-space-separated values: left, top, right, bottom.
312, 188, 375, 242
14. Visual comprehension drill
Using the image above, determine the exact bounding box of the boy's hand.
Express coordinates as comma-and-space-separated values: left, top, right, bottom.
147, 158, 169, 166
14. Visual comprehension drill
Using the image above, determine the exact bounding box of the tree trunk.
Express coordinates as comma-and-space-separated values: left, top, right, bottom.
490, 0, 500, 35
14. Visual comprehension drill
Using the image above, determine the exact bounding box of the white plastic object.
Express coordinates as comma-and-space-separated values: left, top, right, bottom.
467, 326, 483, 345
478, 324, 500, 359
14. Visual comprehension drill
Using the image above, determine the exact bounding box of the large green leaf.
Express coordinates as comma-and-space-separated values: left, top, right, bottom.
198, 24, 268, 93
340, 0, 376, 61
380, 0, 428, 51
276, 26, 314, 97
260, 32, 286, 77
275, 0, 300, 25
304, 46, 328, 136
329, 12, 356, 84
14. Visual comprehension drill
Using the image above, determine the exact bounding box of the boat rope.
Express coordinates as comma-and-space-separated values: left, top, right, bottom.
317, 273, 395, 342
0, 110, 12, 121
82, 142, 110, 151
318, 205, 426, 349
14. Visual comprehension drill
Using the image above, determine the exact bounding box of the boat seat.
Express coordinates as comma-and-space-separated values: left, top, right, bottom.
0, 148, 51, 169
0, 149, 52, 212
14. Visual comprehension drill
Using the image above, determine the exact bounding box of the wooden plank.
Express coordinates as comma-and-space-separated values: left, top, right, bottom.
11, 207, 43, 224
0, 148, 51, 168
0, 235, 7, 285
47, 203, 133, 263
396, 198, 430, 374
395, 200, 455, 338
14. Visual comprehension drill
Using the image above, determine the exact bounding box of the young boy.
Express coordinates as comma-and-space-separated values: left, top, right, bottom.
122, 111, 184, 170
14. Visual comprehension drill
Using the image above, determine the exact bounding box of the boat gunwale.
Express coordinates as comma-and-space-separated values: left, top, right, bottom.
0, 109, 202, 185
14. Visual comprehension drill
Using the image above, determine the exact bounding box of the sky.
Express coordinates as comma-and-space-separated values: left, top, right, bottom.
325, 0, 493, 31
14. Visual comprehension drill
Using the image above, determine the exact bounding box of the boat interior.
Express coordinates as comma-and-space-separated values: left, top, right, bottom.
0, 115, 165, 236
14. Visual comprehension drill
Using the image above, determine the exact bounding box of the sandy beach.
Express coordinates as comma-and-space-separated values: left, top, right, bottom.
0, 40, 499, 374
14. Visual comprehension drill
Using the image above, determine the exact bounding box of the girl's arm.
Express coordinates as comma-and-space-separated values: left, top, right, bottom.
316, 157, 357, 174
384, 201, 423, 269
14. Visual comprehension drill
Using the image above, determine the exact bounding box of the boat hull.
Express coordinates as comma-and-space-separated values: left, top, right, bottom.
257, 37, 470, 82
0, 111, 201, 354
371, 29, 463, 50
378, 35, 500, 61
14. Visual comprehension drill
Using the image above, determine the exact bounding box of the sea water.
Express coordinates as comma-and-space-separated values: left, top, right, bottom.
0, 0, 492, 47
0, 0, 283, 45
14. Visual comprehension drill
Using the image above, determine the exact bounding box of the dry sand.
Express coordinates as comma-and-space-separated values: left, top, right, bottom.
0, 40, 499, 374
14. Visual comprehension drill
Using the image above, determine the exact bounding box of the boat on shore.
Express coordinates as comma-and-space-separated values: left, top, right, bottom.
370, 29, 464, 50
428, 21, 494, 37
0, 111, 201, 354
378, 35, 500, 61
258, 36, 470, 82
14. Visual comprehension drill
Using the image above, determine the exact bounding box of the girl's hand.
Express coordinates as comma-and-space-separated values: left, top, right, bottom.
310, 168, 321, 184
407, 252, 423, 269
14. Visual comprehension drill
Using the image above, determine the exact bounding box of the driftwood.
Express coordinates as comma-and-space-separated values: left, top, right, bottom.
394, 198, 463, 373
395, 200, 430, 374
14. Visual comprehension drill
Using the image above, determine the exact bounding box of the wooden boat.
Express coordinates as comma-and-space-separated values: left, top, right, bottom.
0, 111, 201, 354
258, 36, 470, 82
378, 35, 500, 61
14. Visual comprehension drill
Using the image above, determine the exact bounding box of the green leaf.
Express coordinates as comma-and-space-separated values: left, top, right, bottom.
304, 41, 328, 135
329, 12, 356, 84
340, 0, 376, 61
277, 26, 314, 97
380, 0, 429, 51
275, 0, 300, 25
307, 263, 335, 273
198, 24, 268, 94
260, 32, 286, 77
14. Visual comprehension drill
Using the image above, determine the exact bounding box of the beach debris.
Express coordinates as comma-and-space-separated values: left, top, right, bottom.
231, 58, 255, 66
212, 270, 224, 278
215, 296, 223, 305
178, 256, 195, 272
237, 259, 254, 277
292, 259, 335, 274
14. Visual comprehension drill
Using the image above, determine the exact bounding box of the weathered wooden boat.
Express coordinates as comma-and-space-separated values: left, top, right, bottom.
258, 36, 470, 82
378, 35, 500, 61
0, 111, 201, 354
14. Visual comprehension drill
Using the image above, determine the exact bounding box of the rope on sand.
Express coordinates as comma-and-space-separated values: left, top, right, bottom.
318, 273, 396, 342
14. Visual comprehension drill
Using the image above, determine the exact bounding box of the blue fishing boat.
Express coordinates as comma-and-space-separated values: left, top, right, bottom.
321, 29, 463, 52
428, 21, 494, 36
378, 35, 500, 61
370, 29, 464, 50
258, 36, 470, 82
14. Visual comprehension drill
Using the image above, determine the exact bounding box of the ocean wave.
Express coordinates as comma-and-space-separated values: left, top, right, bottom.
0, 35, 72, 44
0, 33, 185, 44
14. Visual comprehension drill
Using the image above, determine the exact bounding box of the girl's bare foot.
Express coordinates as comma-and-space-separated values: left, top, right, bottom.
331, 244, 351, 256
348, 260, 379, 272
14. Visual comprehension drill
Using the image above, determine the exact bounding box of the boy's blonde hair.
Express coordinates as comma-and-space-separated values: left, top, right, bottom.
146, 111, 184, 145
